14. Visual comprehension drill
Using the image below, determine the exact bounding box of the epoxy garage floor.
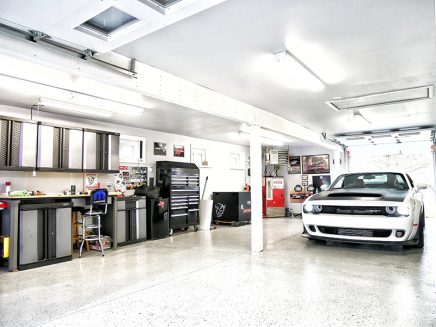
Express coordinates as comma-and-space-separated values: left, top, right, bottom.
1, 218, 435, 326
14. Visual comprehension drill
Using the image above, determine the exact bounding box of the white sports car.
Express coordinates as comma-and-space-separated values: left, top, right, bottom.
302, 172, 427, 248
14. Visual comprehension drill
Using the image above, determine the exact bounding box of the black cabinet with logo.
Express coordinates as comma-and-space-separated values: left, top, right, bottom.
212, 192, 251, 223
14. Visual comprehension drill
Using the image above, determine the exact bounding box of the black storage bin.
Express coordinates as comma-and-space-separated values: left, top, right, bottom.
146, 197, 169, 240
212, 192, 251, 223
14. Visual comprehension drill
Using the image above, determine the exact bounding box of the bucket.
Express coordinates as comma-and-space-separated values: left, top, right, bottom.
199, 199, 213, 230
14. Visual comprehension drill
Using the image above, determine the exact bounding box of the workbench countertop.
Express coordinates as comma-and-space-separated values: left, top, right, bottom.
0, 192, 121, 200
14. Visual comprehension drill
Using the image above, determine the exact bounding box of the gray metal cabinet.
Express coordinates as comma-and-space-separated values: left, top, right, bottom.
116, 206, 127, 244
83, 129, 120, 173
0, 118, 37, 170
19, 210, 44, 265
37, 123, 83, 171
116, 197, 147, 246
18, 201, 73, 270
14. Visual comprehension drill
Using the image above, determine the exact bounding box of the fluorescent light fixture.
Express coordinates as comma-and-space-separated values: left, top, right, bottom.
326, 86, 433, 111
38, 98, 113, 118
275, 51, 324, 91
238, 132, 285, 146
71, 94, 144, 116
239, 124, 294, 143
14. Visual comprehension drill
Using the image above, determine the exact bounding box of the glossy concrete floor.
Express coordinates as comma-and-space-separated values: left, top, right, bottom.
1, 218, 435, 327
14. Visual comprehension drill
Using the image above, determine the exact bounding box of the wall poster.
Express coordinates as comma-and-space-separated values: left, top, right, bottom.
302, 154, 330, 174
288, 156, 301, 174
173, 145, 185, 157
154, 142, 167, 156
84, 173, 98, 191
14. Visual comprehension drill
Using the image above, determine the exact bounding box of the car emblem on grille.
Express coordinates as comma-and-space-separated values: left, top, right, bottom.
337, 209, 352, 214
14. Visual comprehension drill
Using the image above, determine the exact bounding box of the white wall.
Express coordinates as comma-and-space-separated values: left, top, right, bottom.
263, 145, 346, 214
0, 106, 249, 200
286, 145, 345, 208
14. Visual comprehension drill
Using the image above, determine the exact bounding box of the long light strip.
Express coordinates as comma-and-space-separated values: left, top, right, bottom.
0, 73, 145, 116
39, 98, 113, 118
326, 85, 434, 111
71, 94, 144, 116
275, 51, 325, 91
239, 124, 294, 144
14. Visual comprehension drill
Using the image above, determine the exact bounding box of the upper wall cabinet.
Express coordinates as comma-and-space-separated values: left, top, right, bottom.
83, 129, 120, 173
0, 117, 37, 171
37, 123, 83, 172
119, 135, 146, 164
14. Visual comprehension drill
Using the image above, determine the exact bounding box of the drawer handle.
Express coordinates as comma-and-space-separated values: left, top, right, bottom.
171, 213, 188, 217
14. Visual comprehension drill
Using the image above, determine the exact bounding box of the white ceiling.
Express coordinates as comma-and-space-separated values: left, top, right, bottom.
116, 0, 436, 135
0, 0, 435, 141
0, 0, 227, 53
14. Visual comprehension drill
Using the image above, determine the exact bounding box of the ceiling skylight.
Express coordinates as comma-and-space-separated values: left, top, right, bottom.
75, 7, 141, 41
138, 0, 197, 15
150, 0, 183, 8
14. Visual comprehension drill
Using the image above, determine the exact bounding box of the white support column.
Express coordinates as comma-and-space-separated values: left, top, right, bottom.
250, 125, 263, 252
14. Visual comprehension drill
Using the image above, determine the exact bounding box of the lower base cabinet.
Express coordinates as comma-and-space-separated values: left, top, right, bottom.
116, 197, 147, 246
18, 201, 73, 270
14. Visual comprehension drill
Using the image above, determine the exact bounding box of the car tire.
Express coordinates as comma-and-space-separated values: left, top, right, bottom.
410, 209, 425, 249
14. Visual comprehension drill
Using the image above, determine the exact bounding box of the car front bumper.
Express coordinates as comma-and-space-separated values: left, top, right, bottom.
302, 213, 418, 243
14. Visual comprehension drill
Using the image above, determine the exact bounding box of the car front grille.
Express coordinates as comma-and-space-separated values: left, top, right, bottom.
320, 206, 387, 216
318, 226, 392, 238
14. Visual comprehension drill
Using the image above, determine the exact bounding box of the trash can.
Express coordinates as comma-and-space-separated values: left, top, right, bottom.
199, 200, 213, 230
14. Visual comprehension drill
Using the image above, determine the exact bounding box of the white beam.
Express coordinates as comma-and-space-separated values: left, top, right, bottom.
0, 31, 341, 150
249, 125, 263, 252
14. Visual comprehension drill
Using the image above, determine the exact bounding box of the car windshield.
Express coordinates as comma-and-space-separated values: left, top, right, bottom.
330, 173, 409, 190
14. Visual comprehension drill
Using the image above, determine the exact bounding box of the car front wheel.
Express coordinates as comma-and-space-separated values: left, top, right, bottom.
410, 210, 425, 249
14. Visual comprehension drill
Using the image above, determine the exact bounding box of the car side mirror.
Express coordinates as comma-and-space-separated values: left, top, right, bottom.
416, 183, 428, 190
320, 184, 328, 191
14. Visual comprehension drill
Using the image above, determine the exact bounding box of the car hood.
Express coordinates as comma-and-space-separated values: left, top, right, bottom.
308, 188, 409, 202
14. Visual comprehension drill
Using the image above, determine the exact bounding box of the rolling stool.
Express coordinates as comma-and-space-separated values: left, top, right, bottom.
79, 189, 108, 258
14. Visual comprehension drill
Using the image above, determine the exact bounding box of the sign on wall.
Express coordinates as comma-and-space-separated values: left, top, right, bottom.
174, 145, 185, 157
154, 142, 167, 156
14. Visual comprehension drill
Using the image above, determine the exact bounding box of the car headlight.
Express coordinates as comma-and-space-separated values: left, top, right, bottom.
396, 205, 410, 216
385, 206, 396, 215
303, 204, 322, 214
303, 204, 313, 213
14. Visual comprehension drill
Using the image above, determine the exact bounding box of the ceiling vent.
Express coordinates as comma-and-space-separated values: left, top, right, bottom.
75, 7, 143, 41
326, 86, 433, 111
138, 0, 196, 15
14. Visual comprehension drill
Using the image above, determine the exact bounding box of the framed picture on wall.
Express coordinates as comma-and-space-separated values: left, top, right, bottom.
154, 142, 167, 156
173, 145, 185, 158
301, 174, 308, 181
302, 181, 308, 186
302, 154, 330, 174
288, 156, 301, 174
